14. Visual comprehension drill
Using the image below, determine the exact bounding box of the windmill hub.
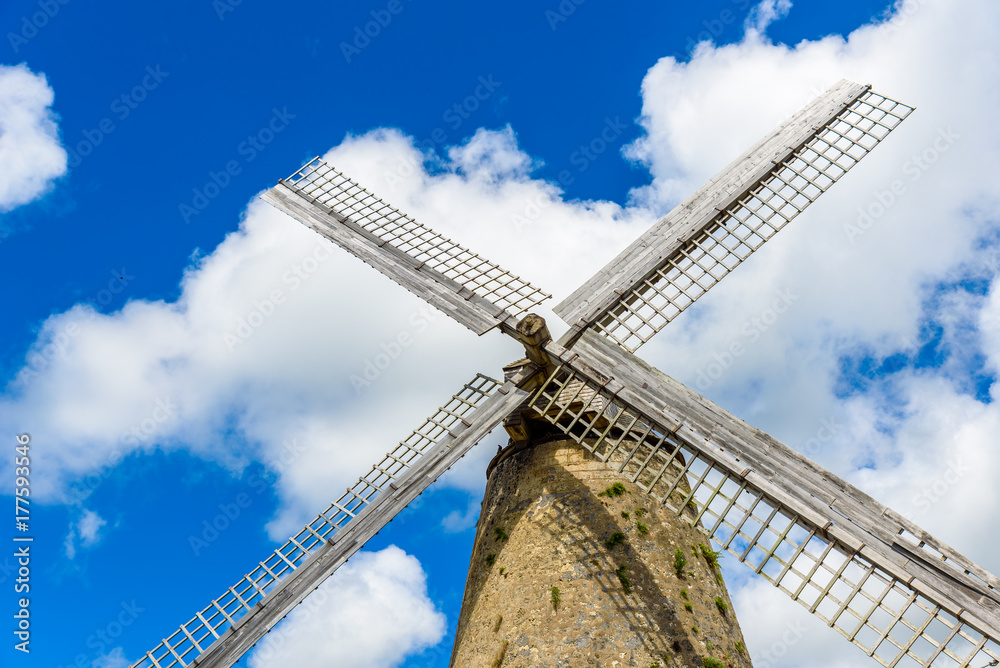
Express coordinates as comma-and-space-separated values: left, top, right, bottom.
515, 312, 554, 372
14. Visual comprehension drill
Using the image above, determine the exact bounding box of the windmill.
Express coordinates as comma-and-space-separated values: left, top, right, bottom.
129, 79, 1000, 668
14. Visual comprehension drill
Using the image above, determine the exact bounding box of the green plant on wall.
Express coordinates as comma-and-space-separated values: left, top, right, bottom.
673, 547, 687, 577
699, 543, 724, 582
599, 482, 628, 498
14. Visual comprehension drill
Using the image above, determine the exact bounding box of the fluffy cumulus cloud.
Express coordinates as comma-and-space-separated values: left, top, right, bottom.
0, 63, 66, 213
3, 0, 1000, 665
248, 546, 446, 668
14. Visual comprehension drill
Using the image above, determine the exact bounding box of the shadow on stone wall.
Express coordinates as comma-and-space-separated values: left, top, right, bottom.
451, 438, 752, 667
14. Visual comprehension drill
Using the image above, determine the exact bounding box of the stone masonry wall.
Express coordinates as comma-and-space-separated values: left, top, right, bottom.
450, 438, 754, 668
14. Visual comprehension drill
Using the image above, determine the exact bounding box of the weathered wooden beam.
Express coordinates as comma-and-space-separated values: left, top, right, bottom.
544, 331, 1000, 645
132, 375, 529, 668
554, 79, 865, 331
262, 183, 518, 337
555, 80, 913, 352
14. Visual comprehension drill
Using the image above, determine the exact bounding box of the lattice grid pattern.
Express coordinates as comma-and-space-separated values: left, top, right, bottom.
596, 90, 914, 352
528, 366, 1000, 667
282, 159, 550, 318
133, 374, 502, 668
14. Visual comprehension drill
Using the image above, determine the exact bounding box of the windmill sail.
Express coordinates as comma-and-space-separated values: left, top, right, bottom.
131, 374, 528, 668
262, 160, 550, 337
554, 80, 914, 353
529, 331, 1000, 667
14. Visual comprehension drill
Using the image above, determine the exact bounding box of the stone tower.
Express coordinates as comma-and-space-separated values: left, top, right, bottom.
450, 436, 754, 668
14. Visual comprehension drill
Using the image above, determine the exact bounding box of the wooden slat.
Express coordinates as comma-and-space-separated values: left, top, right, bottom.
166, 381, 526, 668
262, 183, 516, 336
131, 374, 526, 668
546, 330, 1000, 639
553, 79, 869, 342
525, 360, 1000, 666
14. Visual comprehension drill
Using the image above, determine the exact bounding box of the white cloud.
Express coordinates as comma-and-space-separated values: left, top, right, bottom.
0, 63, 66, 213
745, 0, 793, 34
64, 508, 109, 559
91, 648, 131, 668
77, 508, 107, 546
731, 572, 861, 668
248, 546, 447, 668
441, 497, 481, 533
64, 531, 76, 560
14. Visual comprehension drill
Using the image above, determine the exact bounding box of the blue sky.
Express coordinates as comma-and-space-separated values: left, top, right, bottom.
2, 1, 1000, 667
